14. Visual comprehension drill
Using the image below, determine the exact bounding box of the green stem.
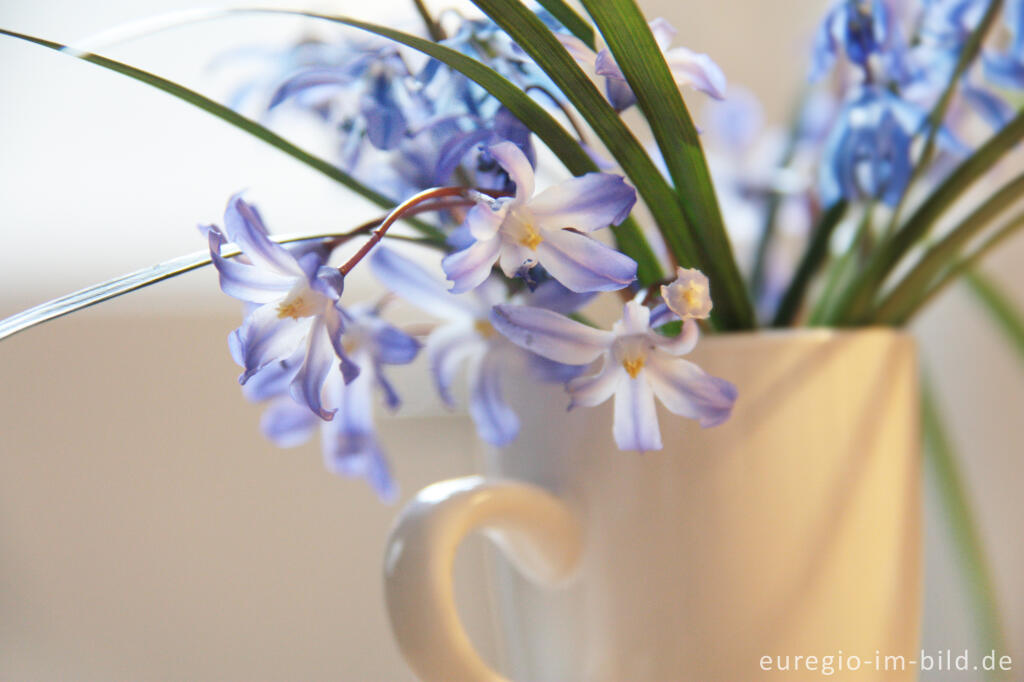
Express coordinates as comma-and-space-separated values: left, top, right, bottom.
772, 201, 848, 327
411, 0, 445, 42
922, 379, 1010, 679
965, 270, 1024, 361
810, 203, 874, 325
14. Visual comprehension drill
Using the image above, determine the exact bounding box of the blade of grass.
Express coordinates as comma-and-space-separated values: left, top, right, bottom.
829, 106, 1024, 324
772, 201, 848, 326
579, 0, 754, 330
887, 215, 1024, 325
922, 379, 1010, 679
965, 270, 1024, 361
885, 0, 1004, 233
0, 27, 446, 242
872, 171, 1024, 323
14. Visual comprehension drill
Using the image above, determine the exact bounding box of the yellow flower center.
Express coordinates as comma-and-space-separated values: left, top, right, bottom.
277, 297, 310, 319
682, 282, 706, 310
519, 223, 543, 250
474, 320, 497, 338
622, 356, 645, 379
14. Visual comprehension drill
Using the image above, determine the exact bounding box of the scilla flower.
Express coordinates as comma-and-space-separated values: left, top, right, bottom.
204, 194, 354, 420
810, 0, 901, 80
240, 303, 420, 500
491, 297, 737, 452
372, 247, 588, 445
442, 141, 638, 294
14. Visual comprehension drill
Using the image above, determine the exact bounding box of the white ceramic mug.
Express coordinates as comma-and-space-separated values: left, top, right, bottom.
384, 329, 922, 681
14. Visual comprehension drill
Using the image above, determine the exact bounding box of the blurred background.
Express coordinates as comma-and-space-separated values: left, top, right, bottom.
0, 0, 1021, 679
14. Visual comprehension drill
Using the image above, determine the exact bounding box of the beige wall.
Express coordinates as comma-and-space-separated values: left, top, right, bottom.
1, 0, 1022, 680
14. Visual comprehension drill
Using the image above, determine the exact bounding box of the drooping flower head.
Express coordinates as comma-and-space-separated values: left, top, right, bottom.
241, 303, 420, 500
204, 194, 356, 420
810, 0, 903, 81
442, 141, 638, 294
491, 294, 737, 452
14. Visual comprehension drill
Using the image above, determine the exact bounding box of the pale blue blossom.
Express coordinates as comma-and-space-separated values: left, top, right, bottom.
204, 194, 354, 420
810, 0, 903, 80
240, 303, 420, 500
442, 141, 638, 294
491, 299, 737, 452
371, 246, 588, 446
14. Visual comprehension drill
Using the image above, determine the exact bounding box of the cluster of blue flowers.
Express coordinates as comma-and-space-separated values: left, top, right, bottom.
205, 15, 737, 497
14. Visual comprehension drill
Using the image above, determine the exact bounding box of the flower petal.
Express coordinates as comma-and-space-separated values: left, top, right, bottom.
373, 323, 421, 365
613, 375, 662, 451
426, 322, 480, 406
649, 17, 678, 51
663, 47, 727, 100
568, 360, 623, 409
645, 353, 737, 427
529, 173, 637, 232
260, 397, 319, 447
594, 48, 626, 80
490, 304, 611, 365
370, 247, 472, 321
652, 318, 700, 356
207, 227, 295, 303
523, 279, 597, 314
465, 199, 511, 241
223, 194, 302, 276
442, 236, 502, 294
235, 304, 310, 384
289, 319, 337, 420
535, 228, 637, 293
488, 141, 535, 200
468, 348, 519, 446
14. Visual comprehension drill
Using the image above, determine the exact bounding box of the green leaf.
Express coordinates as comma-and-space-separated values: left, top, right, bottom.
534, 0, 595, 49
579, 0, 754, 330
884, 213, 1024, 325
885, 0, 1004, 232
965, 270, 1024, 363
829, 106, 1024, 324
772, 201, 848, 326
872, 171, 1024, 324
922, 379, 1010, 677
0, 27, 445, 242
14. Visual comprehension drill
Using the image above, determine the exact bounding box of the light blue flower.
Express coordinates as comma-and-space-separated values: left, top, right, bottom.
241, 303, 420, 501
490, 299, 737, 452
370, 246, 589, 446
204, 194, 355, 420
441, 141, 638, 294
558, 18, 726, 111
983, 0, 1024, 88
819, 87, 927, 206
810, 0, 903, 80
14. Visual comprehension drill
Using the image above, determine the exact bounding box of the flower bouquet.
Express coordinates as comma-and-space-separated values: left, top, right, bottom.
1, 0, 1021, 677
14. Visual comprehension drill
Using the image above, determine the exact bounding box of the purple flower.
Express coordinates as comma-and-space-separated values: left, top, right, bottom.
242, 303, 420, 501
441, 142, 638, 294
204, 194, 354, 420
558, 19, 726, 111
819, 87, 926, 206
490, 299, 737, 452
810, 0, 901, 80
371, 247, 589, 446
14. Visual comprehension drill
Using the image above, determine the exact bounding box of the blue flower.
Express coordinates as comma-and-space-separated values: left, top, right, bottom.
241, 304, 420, 501
983, 0, 1024, 88
441, 142, 638, 294
810, 0, 901, 80
370, 246, 589, 446
558, 19, 726, 111
819, 87, 928, 206
490, 299, 737, 452
204, 194, 355, 420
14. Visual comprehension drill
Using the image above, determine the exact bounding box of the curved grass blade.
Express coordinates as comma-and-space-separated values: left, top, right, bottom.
886, 213, 1024, 325
54, 8, 662, 286
922, 379, 1011, 678
579, 0, 754, 330
830, 106, 1024, 324
0, 27, 445, 242
772, 201, 848, 327
964, 270, 1024, 362
872, 171, 1024, 323
0, 233, 328, 342
886, 0, 1004, 233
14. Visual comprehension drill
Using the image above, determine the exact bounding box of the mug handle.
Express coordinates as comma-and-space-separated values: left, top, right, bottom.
383, 475, 582, 682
